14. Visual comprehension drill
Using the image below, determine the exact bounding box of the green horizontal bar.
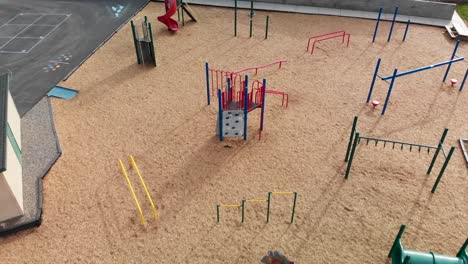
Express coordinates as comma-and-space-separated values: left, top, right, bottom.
359, 136, 438, 150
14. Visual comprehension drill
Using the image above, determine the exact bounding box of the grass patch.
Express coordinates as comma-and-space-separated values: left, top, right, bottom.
456, 4, 468, 22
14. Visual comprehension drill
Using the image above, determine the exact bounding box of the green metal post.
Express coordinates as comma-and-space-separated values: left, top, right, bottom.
177, 0, 181, 21
427, 128, 448, 174
216, 204, 220, 223
249, 0, 254, 38
130, 21, 141, 64
290, 192, 297, 224
148, 23, 157, 67
181, 3, 185, 26
265, 15, 269, 39
345, 133, 360, 179
241, 198, 245, 223
431, 146, 455, 193
266, 192, 271, 223
345, 116, 358, 162
234, 0, 238, 37
388, 225, 406, 257
457, 239, 468, 258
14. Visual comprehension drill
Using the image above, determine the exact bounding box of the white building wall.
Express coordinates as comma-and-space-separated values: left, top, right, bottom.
7, 90, 21, 148
0, 172, 23, 222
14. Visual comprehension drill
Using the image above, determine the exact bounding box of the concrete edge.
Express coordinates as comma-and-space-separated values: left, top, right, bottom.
182, 0, 451, 27
0, 97, 62, 237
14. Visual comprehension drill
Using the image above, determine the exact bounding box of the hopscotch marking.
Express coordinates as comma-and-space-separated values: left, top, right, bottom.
0, 13, 71, 54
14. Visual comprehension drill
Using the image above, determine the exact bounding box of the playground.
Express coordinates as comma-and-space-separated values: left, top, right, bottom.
0, 1, 467, 264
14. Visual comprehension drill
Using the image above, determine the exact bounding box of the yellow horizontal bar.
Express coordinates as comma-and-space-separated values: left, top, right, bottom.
246, 199, 267, 202
272, 192, 294, 195
220, 204, 242, 207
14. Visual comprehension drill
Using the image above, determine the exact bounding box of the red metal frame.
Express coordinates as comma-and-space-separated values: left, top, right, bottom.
306, 31, 351, 55
231, 60, 287, 75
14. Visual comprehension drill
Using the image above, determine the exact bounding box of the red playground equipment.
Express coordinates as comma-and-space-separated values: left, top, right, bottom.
158, 0, 179, 31
306, 31, 350, 55
205, 60, 289, 108
205, 60, 289, 141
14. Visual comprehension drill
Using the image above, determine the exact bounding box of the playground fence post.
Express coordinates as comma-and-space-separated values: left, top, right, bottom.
206, 63, 210, 105
234, 0, 238, 36
431, 146, 455, 193
372, 8, 382, 43
243, 75, 249, 140
249, 0, 254, 38
148, 22, 157, 67
218, 89, 224, 141
290, 192, 297, 224
345, 116, 358, 161
443, 39, 461, 82
265, 16, 269, 39
382, 68, 398, 115
216, 204, 220, 223
427, 128, 448, 175
460, 69, 468, 92
241, 199, 245, 223
345, 132, 360, 179
403, 20, 410, 41
131, 21, 141, 65
266, 192, 271, 223
387, 7, 399, 42
388, 225, 406, 257
367, 58, 381, 103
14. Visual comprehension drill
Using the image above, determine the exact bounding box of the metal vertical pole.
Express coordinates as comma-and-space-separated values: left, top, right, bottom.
234, 0, 238, 37
460, 69, 468, 92
249, 0, 254, 38
148, 23, 157, 67
243, 75, 249, 140
345, 116, 358, 161
265, 15, 269, 39
388, 225, 406, 257
290, 192, 297, 224
431, 146, 455, 193
387, 7, 399, 42
131, 21, 141, 64
367, 58, 381, 103
227, 77, 231, 106
373, 8, 382, 43
443, 39, 461, 82
345, 133, 360, 179
382, 69, 398, 115
260, 79, 266, 131
402, 20, 410, 41
216, 204, 220, 223
427, 128, 448, 174
206, 63, 211, 105
218, 89, 224, 141
266, 192, 271, 223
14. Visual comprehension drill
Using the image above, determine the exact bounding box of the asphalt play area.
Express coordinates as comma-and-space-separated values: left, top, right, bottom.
0, 0, 149, 116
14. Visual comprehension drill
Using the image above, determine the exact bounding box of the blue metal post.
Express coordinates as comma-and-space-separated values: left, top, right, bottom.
243, 75, 249, 141
403, 20, 410, 41
381, 57, 464, 81
443, 39, 461, 82
372, 8, 382, 43
460, 69, 468, 92
206, 62, 210, 105
382, 68, 398, 115
387, 7, 399, 42
260, 79, 267, 131
218, 89, 224, 141
367, 58, 381, 103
